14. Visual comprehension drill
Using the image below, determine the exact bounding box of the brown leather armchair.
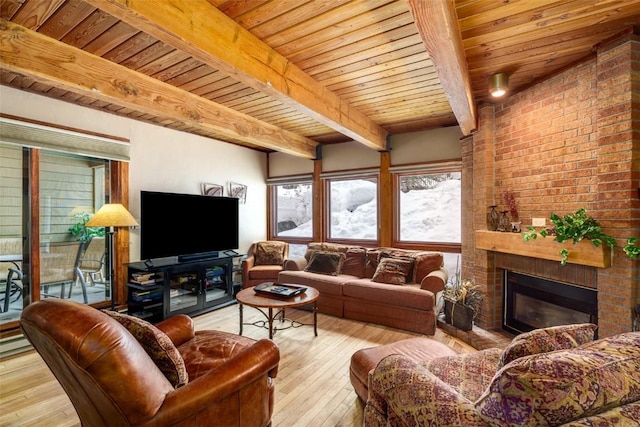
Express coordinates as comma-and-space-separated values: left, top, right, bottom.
20, 299, 280, 427
242, 241, 289, 288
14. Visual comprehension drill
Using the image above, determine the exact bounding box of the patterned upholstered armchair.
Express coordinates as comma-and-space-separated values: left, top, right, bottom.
365, 325, 640, 426
242, 241, 289, 289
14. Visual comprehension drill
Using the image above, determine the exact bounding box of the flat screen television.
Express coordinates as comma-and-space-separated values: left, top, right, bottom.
140, 190, 239, 262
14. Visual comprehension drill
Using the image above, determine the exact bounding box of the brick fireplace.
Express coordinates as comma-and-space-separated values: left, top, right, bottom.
461, 27, 639, 338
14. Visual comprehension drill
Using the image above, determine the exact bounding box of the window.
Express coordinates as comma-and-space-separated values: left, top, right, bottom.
396, 171, 461, 244
326, 176, 378, 241
271, 182, 313, 239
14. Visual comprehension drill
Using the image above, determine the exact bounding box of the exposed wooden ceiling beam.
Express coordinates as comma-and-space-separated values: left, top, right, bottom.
406, 0, 476, 136
86, 0, 388, 151
0, 19, 317, 159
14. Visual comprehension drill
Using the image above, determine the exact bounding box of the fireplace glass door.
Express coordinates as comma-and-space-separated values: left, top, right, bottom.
504, 271, 597, 336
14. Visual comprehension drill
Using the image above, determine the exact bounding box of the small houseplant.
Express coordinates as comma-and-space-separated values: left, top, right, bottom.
68, 211, 105, 243
443, 278, 483, 331
523, 208, 639, 265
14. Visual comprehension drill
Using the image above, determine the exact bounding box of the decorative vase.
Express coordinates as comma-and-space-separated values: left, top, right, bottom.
444, 300, 474, 331
511, 221, 522, 232
497, 210, 510, 232
487, 205, 499, 231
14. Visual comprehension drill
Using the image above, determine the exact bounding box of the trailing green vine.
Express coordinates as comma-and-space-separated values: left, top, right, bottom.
522, 208, 639, 265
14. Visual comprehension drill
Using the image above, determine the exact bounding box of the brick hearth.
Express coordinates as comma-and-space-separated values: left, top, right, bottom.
461, 28, 639, 338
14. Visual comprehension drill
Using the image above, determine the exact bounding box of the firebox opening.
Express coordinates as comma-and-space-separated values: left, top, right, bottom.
503, 271, 597, 337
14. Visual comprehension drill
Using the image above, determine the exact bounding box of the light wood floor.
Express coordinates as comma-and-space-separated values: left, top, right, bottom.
0, 303, 475, 427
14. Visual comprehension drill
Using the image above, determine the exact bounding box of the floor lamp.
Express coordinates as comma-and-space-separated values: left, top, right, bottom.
86, 204, 138, 309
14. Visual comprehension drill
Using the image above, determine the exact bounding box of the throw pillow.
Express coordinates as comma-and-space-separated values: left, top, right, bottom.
254, 241, 285, 266
104, 310, 189, 388
498, 323, 597, 369
378, 251, 416, 283
371, 257, 413, 285
476, 332, 640, 426
304, 251, 345, 276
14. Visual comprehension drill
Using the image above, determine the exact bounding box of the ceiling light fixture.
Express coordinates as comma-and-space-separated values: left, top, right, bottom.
488, 73, 509, 97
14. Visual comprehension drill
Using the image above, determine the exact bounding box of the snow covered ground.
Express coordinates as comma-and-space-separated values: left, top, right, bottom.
277, 177, 461, 279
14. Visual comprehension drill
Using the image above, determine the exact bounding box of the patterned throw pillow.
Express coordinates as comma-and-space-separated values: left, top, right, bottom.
104, 310, 188, 388
378, 251, 416, 283
476, 332, 640, 426
304, 251, 345, 276
371, 257, 414, 285
498, 323, 597, 369
254, 241, 285, 266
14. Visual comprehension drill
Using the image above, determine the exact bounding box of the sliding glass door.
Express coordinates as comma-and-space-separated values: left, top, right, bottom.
0, 143, 111, 326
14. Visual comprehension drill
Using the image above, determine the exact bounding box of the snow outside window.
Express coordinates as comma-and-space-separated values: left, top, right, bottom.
327, 177, 378, 241
397, 172, 461, 244
274, 183, 313, 239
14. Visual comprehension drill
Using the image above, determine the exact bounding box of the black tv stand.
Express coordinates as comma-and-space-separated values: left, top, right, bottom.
126, 254, 242, 321
178, 252, 219, 262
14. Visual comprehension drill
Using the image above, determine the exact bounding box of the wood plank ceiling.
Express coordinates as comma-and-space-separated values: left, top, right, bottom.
1, 0, 639, 158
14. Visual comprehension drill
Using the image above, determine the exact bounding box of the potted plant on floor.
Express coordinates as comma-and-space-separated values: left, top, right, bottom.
443, 278, 483, 331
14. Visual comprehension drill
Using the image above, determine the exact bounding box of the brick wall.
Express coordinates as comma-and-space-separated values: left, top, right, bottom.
465, 28, 639, 338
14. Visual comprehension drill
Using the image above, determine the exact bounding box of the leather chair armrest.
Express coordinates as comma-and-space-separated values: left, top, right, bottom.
420, 267, 448, 294
284, 257, 307, 271
150, 339, 280, 425
156, 314, 195, 346
365, 354, 482, 426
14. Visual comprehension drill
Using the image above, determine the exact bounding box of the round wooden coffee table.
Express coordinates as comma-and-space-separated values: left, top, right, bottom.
236, 285, 319, 339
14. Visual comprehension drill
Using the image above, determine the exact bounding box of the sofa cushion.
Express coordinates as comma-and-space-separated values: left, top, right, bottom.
343, 279, 435, 310
278, 270, 349, 297
498, 323, 597, 369
412, 251, 444, 283
423, 348, 502, 402
105, 310, 189, 388
177, 330, 256, 380
476, 332, 640, 426
254, 241, 286, 266
304, 251, 345, 276
341, 246, 367, 277
372, 256, 413, 285
304, 242, 349, 261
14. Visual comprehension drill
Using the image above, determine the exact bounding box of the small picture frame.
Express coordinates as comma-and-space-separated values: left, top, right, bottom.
201, 183, 223, 197
228, 182, 247, 204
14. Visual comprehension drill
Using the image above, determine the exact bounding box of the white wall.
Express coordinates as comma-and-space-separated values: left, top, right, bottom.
0, 86, 267, 260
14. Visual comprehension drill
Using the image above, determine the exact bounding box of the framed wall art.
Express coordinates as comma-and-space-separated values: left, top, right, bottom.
228, 182, 247, 204
201, 183, 224, 197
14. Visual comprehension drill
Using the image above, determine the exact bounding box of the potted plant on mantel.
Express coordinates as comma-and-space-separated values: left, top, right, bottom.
523, 208, 639, 265
443, 278, 483, 331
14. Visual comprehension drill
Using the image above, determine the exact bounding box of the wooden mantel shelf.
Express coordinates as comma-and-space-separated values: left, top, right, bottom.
475, 230, 611, 268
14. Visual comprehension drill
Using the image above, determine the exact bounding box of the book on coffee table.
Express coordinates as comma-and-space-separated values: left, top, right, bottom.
254, 282, 307, 298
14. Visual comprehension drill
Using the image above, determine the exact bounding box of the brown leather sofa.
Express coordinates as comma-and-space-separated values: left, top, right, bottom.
20, 299, 280, 427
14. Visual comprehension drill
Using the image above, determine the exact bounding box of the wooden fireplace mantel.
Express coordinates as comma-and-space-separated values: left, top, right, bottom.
475, 230, 611, 268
